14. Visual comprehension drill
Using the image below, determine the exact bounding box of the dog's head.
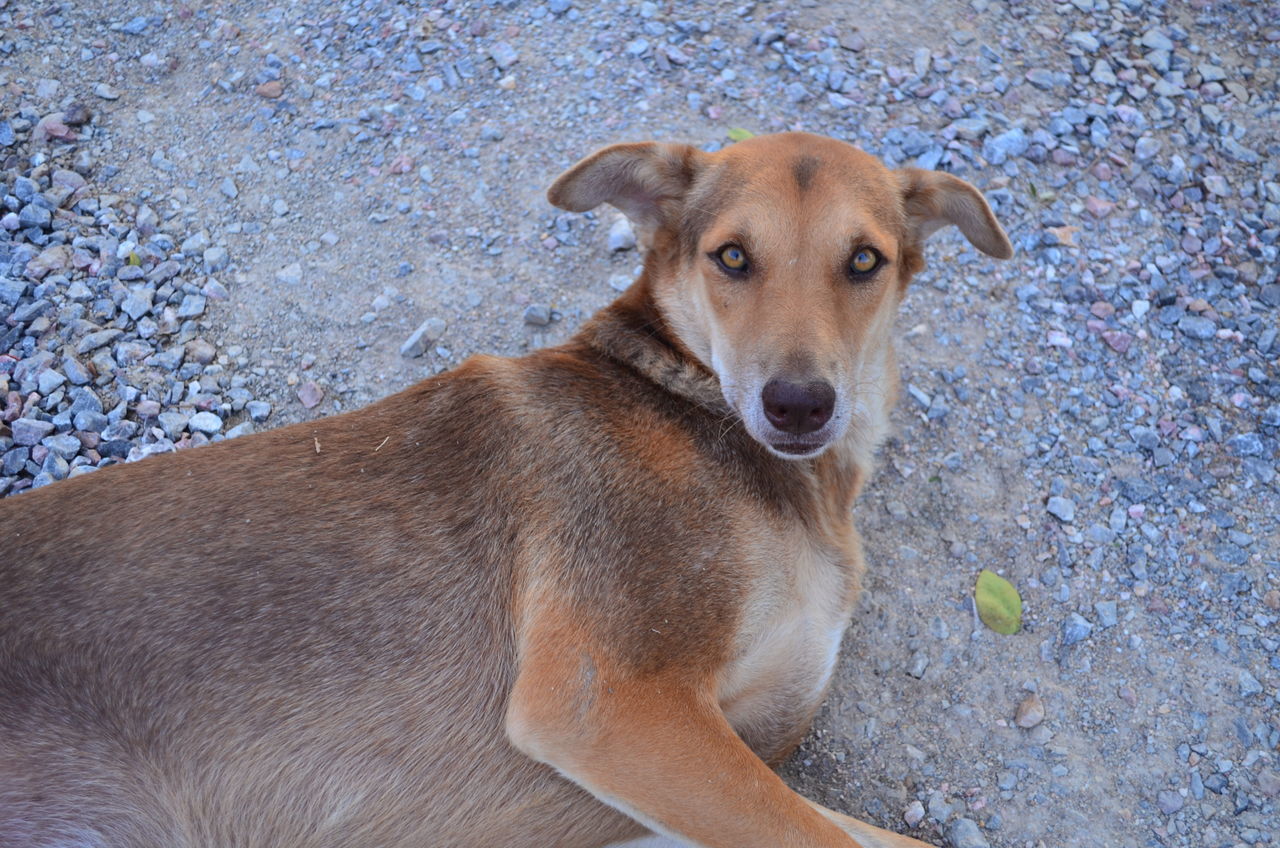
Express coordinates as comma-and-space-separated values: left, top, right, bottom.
550, 132, 1012, 460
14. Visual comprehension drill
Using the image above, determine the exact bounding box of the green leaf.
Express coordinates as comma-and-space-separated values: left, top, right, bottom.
127, 252, 142, 266
975, 569, 1022, 635
727, 127, 755, 142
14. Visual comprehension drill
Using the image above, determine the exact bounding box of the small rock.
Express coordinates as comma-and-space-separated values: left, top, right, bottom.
177, 294, 206, 319
187, 411, 223, 434
11, 418, 55, 446
608, 217, 637, 252
1177, 315, 1216, 340
904, 801, 925, 828
275, 263, 303, 286
400, 317, 448, 358
1062, 613, 1093, 646
1015, 693, 1045, 728
489, 42, 519, 70
246, 401, 272, 422
945, 818, 990, 848
1046, 496, 1075, 523
1239, 670, 1264, 698
93, 83, 121, 100
297, 381, 324, 409
906, 650, 929, 679
203, 246, 230, 273
523, 305, 552, 326
1156, 790, 1184, 815
1203, 175, 1230, 197
255, 80, 284, 99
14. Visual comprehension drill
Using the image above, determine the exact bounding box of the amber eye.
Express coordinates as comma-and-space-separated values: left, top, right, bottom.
716, 244, 749, 273
849, 248, 879, 275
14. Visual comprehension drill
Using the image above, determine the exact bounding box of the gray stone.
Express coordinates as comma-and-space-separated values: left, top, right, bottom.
523, 305, 552, 326
203, 246, 230, 273
18, 204, 52, 229
1156, 790, 1184, 814
608, 217, 636, 252
489, 42, 519, 70
1134, 137, 1161, 161
400, 317, 448, 358
1062, 613, 1093, 646
36, 369, 66, 395
187, 411, 223, 435
246, 401, 272, 422
1046, 496, 1075, 523
76, 327, 122, 356
1094, 601, 1118, 628
121, 289, 154, 320
1239, 670, 1264, 698
945, 818, 990, 848
157, 411, 189, 439
11, 417, 55, 446
1139, 29, 1174, 52
275, 263, 303, 286
0, 277, 27, 307
177, 294, 206, 318
121, 15, 150, 35
982, 128, 1028, 165
1177, 315, 1216, 340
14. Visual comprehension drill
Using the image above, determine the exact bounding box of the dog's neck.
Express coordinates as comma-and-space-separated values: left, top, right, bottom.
578, 276, 731, 419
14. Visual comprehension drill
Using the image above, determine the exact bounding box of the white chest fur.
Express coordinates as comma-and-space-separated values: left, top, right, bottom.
717, 530, 854, 745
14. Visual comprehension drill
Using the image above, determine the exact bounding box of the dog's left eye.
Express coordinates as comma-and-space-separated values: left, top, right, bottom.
714, 245, 750, 274
849, 249, 879, 276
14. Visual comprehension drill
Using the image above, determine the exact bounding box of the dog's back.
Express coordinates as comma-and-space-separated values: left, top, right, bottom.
0, 303, 783, 847
0, 336, 651, 846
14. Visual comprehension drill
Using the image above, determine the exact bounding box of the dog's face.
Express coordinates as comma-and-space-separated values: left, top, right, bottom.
550, 132, 1012, 459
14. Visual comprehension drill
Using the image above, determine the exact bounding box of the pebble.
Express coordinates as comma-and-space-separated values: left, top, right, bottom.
11, 418, 55, 446
523, 305, 552, 326
203, 246, 231, 273
296, 381, 324, 409
904, 800, 925, 827
1046, 496, 1075, 523
275, 263, 303, 286
400, 317, 448, 358
1014, 693, 1045, 728
187, 411, 223, 435
608, 217, 637, 252
1062, 613, 1094, 646
489, 42, 519, 70
1177, 315, 1216, 340
945, 818, 990, 848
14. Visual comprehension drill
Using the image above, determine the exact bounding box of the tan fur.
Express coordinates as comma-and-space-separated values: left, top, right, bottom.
0, 132, 1011, 848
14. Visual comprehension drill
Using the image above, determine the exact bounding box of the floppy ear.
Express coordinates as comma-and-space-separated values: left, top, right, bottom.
547, 142, 705, 230
896, 168, 1013, 259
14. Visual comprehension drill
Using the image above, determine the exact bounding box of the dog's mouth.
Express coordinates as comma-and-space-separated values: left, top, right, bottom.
765, 436, 831, 459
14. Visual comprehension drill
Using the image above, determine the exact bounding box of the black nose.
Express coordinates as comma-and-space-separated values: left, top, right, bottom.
761, 379, 836, 435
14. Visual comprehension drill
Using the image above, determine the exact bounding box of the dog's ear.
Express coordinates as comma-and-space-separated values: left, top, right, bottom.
896, 168, 1013, 259
548, 142, 705, 229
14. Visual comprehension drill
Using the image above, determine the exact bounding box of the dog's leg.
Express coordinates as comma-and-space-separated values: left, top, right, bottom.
807, 801, 939, 848
506, 626, 937, 848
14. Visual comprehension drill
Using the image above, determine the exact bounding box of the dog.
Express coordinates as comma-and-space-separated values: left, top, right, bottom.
1, 131, 1012, 848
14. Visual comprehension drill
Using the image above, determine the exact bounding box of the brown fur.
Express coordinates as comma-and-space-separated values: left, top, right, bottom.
0, 132, 1011, 848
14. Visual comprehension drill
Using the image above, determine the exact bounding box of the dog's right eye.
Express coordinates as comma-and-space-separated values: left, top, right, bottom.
713, 245, 750, 274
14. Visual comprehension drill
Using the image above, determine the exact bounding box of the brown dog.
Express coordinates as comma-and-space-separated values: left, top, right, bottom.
0, 132, 1011, 848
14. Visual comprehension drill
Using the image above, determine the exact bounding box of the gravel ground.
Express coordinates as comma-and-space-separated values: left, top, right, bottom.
2, 1, 1278, 846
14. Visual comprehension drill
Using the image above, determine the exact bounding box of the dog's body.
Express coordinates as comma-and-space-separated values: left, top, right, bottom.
1, 133, 1010, 848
